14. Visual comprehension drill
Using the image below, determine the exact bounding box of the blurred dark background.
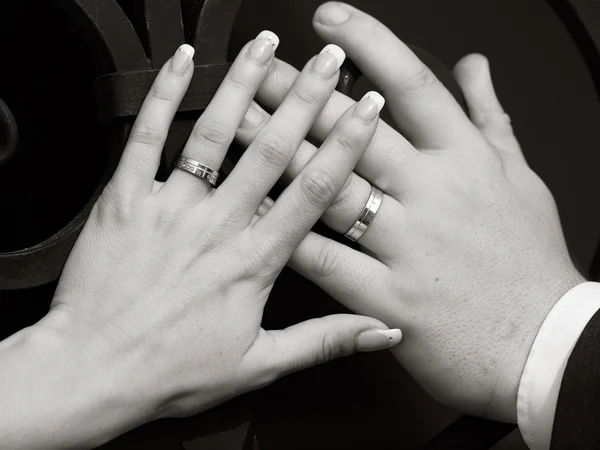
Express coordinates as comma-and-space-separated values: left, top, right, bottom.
1, 0, 600, 449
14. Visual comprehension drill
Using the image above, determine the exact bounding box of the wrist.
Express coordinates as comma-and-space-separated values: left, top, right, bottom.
32, 309, 163, 448
489, 267, 586, 422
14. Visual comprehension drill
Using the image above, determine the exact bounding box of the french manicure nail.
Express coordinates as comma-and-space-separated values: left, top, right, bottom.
240, 102, 265, 131
256, 30, 280, 50
315, 3, 351, 26
312, 44, 346, 78
355, 328, 402, 352
170, 44, 195, 75
354, 91, 385, 124
248, 30, 280, 64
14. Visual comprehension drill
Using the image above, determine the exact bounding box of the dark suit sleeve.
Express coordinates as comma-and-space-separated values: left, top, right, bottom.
551, 308, 600, 449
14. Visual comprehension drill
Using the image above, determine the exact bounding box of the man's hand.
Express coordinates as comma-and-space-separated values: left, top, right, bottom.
237, 2, 586, 421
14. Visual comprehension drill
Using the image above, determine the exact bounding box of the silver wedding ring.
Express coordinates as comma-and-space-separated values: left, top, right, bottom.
344, 186, 383, 242
175, 156, 220, 187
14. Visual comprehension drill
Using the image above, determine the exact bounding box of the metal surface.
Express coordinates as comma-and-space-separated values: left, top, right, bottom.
344, 186, 384, 242
0, 99, 18, 167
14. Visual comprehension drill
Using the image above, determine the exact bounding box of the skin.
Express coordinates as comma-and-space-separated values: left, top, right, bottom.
0, 36, 400, 449
237, 2, 586, 422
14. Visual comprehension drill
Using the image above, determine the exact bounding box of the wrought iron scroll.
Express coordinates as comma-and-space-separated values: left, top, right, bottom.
0, 99, 18, 168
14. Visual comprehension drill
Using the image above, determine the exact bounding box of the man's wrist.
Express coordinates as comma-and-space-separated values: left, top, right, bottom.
516, 279, 600, 449
489, 268, 587, 423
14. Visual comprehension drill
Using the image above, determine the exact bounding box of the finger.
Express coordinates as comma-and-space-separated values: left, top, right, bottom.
112, 44, 195, 193
217, 45, 347, 216
237, 101, 407, 260
288, 231, 396, 318
454, 54, 524, 160
244, 315, 402, 383
255, 93, 383, 258
164, 31, 279, 200
313, 2, 481, 149
255, 58, 419, 198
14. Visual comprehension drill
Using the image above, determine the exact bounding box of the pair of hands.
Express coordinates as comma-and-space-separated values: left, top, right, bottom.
30, 1, 583, 447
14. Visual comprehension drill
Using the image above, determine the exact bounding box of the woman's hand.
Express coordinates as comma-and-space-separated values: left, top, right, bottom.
237, 3, 585, 422
2, 33, 401, 450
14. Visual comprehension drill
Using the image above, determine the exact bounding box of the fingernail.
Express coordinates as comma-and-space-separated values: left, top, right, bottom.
312, 44, 346, 78
354, 91, 385, 124
315, 2, 351, 26
240, 102, 265, 131
170, 44, 195, 75
355, 329, 402, 352
248, 30, 280, 64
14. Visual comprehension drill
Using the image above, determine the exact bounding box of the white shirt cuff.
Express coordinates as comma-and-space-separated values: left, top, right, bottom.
517, 281, 600, 450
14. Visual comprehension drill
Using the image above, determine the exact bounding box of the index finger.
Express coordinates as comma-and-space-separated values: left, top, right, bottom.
112, 44, 195, 193
313, 2, 480, 149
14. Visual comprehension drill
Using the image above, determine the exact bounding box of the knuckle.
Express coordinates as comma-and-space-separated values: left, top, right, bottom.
300, 168, 338, 207
151, 84, 178, 102
311, 239, 342, 279
401, 64, 440, 98
328, 176, 354, 210
192, 119, 233, 147
290, 87, 319, 106
253, 133, 293, 169
130, 123, 165, 146
477, 110, 514, 138
226, 72, 253, 91
479, 109, 511, 126
492, 112, 513, 131
96, 183, 138, 225
315, 328, 353, 366
334, 133, 358, 154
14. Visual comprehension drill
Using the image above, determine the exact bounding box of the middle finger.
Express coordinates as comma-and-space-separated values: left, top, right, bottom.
236, 100, 405, 260
217, 44, 346, 218
164, 31, 279, 200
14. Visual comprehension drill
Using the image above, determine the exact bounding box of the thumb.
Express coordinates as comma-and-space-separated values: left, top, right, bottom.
244, 315, 402, 385
454, 53, 524, 160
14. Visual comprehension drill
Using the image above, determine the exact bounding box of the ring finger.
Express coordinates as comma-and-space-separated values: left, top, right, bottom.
237, 98, 405, 261
164, 30, 279, 200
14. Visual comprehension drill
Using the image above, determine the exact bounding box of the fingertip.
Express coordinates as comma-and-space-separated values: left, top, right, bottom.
363, 91, 386, 113
314, 2, 352, 27
453, 53, 489, 85
354, 91, 385, 124
178, 44, 196, 60
169, 44, 196, 75
355, 328, 403, 352
256, 30, 280, 52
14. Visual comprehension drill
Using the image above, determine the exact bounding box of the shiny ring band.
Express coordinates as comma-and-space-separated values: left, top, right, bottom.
175, 157, 220, 187
344, 186, 384, 242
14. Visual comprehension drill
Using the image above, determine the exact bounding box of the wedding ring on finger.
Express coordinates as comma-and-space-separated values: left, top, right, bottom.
344, 185, 384, 242
175, 156, 220, 187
